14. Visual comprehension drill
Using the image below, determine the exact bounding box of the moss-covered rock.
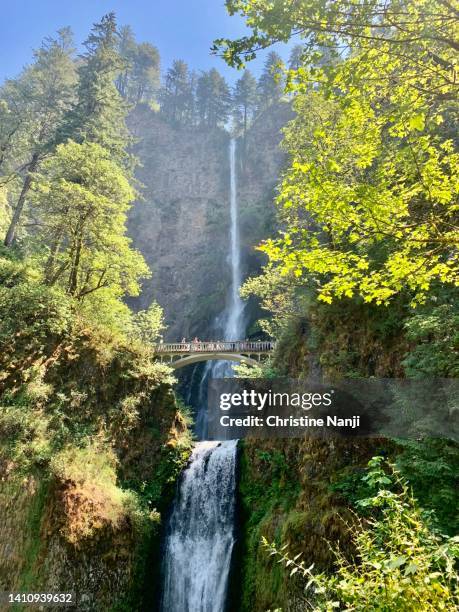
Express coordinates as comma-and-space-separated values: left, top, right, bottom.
235, 437, 394, 612
0, 280, 192, 611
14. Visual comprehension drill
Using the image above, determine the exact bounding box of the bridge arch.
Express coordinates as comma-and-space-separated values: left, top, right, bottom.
168, 353, 260, 370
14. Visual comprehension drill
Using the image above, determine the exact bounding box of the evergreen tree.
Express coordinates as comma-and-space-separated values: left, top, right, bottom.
0, 95, 24, 173
257, 51, 284, 109
116, 27, 160, 104
288, 45, 304, 70
232, 69, 258, 136
61, 13, 130, 165
159, 60, 194, 126
3, 28, 77, 246
196, 71, 213, 125
115, 25, 137, 99
196, 69, 231, 128
188, 70, 199, 125
130, 42, 160, 104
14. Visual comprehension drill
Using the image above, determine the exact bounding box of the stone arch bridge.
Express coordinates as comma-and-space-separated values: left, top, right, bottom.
153, 341, 275, 370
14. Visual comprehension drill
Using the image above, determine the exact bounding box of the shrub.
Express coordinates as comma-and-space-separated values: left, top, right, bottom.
0, 281, 73, 344
264, 457, 459, 611
402, 303, 459, 378
51, 442, 151, 543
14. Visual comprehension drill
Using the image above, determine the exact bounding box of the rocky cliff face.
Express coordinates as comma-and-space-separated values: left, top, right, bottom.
0, 476, 140, 611
238, 101, 292, 267
0, 308, 191, 611
127, 102, 291, 341
128, 106, 231, 340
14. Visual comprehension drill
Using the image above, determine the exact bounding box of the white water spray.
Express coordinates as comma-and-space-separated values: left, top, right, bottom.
160, 441, 238, 612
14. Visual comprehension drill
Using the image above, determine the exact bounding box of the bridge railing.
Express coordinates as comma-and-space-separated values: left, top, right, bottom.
154, 341, 275, 353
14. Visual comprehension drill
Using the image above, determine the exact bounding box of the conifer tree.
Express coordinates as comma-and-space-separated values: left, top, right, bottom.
130, 42, 160, 104
257, 51, 284, 109
232, 69, 258, 136
159, 60, 194, 126
116, 26, 160, 104
196, 69, 231, 128
3, 28, 76, 246
288, 45, 304, 70
61, 13, 130, 165
115, 26, 137, 99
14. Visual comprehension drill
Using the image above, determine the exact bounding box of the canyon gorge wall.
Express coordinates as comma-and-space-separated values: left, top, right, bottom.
127, 102, 291, 340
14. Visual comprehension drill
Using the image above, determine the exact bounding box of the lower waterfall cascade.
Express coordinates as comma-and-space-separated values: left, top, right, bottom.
160, 441, 238, 612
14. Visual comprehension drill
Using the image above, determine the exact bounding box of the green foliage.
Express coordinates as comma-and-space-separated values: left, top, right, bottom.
51, 441, 119, 487
263, 89, 458, 305
402, 302, 459, 377
0, 276, 73, 342
61, 13, 130, 165
232, 70, 258, 135
0, 249, 178, 476
17, 479, 50, 592
0, 27, 76, 172
220, 0, 459, 306
32, 140, 149, 301
216, 0, 459, 75
0, 248, 31, 285
238, 442, 303, 611
233, 359, 277, 379
134, 439, 192, 509
256, 51, 284, 109
51, 441, 156, 542
1, 28, 77, 245
0, 185, 8, 235
157, 50, 285, 130
130, 302, 166, 345
241, 266, 299, 338
78, 288, 137, 338
159, 60, 196, 126
116, 25, 160, 104
265, 457, 459, 611
196, 68, 232, 128
395, 439, 459, 535
288, 45, 304, 71
242, 447, 301, 522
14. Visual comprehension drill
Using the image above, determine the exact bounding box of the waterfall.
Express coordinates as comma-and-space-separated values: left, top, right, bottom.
160, 139, 243, 611
226, 138, 245, 342
208, 138, 245, 379
160, 441, 238, 612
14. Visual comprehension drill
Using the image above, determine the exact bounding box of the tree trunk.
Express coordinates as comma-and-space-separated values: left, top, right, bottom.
45, 229, 64, 284
68, 234, 82, 296
4, 153, 40, 246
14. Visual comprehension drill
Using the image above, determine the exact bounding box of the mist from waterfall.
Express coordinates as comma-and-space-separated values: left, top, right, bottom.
160, 139, 242, 612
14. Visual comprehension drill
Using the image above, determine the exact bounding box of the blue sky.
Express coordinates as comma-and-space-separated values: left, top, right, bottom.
0, 0, 291, 84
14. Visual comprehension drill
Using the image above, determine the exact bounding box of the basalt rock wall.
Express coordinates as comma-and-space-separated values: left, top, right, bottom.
127, 102, 292, 341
